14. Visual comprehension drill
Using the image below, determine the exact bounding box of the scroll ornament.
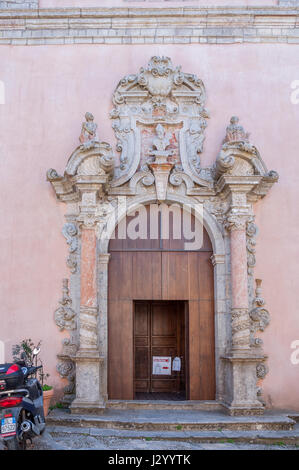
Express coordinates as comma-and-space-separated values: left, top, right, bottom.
249, 279, 270, 348
54, 279, 76, 331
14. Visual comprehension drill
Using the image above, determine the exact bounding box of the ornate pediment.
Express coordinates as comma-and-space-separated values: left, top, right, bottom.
110, 56, 212, 191
47, 114, 115, 202
215, 117, 278, 201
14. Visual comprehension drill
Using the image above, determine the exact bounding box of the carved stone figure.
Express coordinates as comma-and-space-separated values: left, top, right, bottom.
79, 112, 99, 150
149, 124, 174, 165
224, 116, 250, 143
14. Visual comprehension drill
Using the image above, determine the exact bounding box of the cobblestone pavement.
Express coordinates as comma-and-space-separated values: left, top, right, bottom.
2, 431, 298, 451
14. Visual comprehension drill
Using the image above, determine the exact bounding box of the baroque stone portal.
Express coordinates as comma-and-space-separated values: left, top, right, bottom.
47, 57, 278, 415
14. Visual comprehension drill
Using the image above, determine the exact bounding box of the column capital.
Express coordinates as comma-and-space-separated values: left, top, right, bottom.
224, 211, 250, 232
210, 254, 225, 266
98, 253, 111, 265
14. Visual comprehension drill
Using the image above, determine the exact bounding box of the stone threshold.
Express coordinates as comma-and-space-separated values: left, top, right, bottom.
0, 5, 299, 46
106, 399, 222, 411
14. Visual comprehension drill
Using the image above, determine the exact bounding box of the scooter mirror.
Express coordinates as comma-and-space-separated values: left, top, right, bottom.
33, 347, 41, 356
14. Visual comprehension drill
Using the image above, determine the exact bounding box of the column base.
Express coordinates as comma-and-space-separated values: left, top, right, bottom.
73, 348, 106, 413
221, 401, 265, 416
70, 399, 106, 415
222, 352, 266, 415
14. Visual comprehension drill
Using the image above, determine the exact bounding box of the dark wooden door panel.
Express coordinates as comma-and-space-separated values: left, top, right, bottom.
134, 301, 186, 395
134, 301, 150, 392
108, 300, 134, 399
162, 252, 189, 300
189, 300, 215, 400
132, 252, 162, 300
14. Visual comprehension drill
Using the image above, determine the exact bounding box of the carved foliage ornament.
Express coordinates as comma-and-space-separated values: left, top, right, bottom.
249, 279, 270, 349
54, 279, 76, 331
62, 222, 78, 274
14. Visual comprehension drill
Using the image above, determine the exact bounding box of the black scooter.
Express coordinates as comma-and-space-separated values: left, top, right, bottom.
0, 347, 46, 450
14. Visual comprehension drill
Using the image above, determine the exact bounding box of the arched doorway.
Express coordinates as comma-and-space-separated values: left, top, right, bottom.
108, 205, 216, 401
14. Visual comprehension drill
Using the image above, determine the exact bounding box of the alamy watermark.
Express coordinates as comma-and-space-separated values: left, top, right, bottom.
95, 199, 204, 251
290, 80, 299, 104
290, 340, 299, 365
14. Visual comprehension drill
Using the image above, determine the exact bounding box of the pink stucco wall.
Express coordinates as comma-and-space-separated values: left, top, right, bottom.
0, 42, 298, 409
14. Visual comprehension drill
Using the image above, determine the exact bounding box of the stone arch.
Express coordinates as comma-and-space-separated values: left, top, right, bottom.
98, 193, 225, 258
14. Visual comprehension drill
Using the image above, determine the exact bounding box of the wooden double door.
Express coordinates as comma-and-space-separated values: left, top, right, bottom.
134, 300, 186, 396
108, 207, 215, 401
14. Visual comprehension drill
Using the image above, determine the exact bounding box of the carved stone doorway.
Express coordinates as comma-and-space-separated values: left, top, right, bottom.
48, 56, 278, 415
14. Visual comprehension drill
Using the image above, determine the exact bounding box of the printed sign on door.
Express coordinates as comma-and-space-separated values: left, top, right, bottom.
152, 356, 172, 375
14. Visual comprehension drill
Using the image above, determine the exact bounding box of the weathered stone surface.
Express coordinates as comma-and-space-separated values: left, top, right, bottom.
0, 6, 298, 45
0, 0, 38, 9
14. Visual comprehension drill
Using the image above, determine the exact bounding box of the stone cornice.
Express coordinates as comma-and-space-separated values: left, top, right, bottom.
0, 6, 299, 45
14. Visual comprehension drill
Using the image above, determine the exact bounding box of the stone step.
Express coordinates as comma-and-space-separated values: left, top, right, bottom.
46, 423, 299, 446
46, 409, 296, 432
106, 400, 222, 411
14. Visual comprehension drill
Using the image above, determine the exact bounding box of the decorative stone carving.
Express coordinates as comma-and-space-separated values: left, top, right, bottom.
256, 362, 269, 379
47, 57, 279, 416
79, 112, 99, 151
47, 142, 114, 203
56, 358, 76, 405
54, 279, 76, 331
146, 123, 175, 201
224, 212, 249, 232
46, 168, 62, 182
79, 306, 98, 348
246, 221, 258, 275
110, 56, 212, 189
150, 124, 174, 162
215, 116, 272, 182
224, 116, 250, 144
231, 308, 251, 350
61, 338, 78, 358
249, 279, 270, 348
62, 222, 78, 274
62, 223, 78, 253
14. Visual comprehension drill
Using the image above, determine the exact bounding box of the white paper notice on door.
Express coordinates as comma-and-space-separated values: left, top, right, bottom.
172, 357, 181, 371
152, 356, 171, 375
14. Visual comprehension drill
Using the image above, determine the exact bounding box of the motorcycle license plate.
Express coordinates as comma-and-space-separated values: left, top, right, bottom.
1, 417, 16, 437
